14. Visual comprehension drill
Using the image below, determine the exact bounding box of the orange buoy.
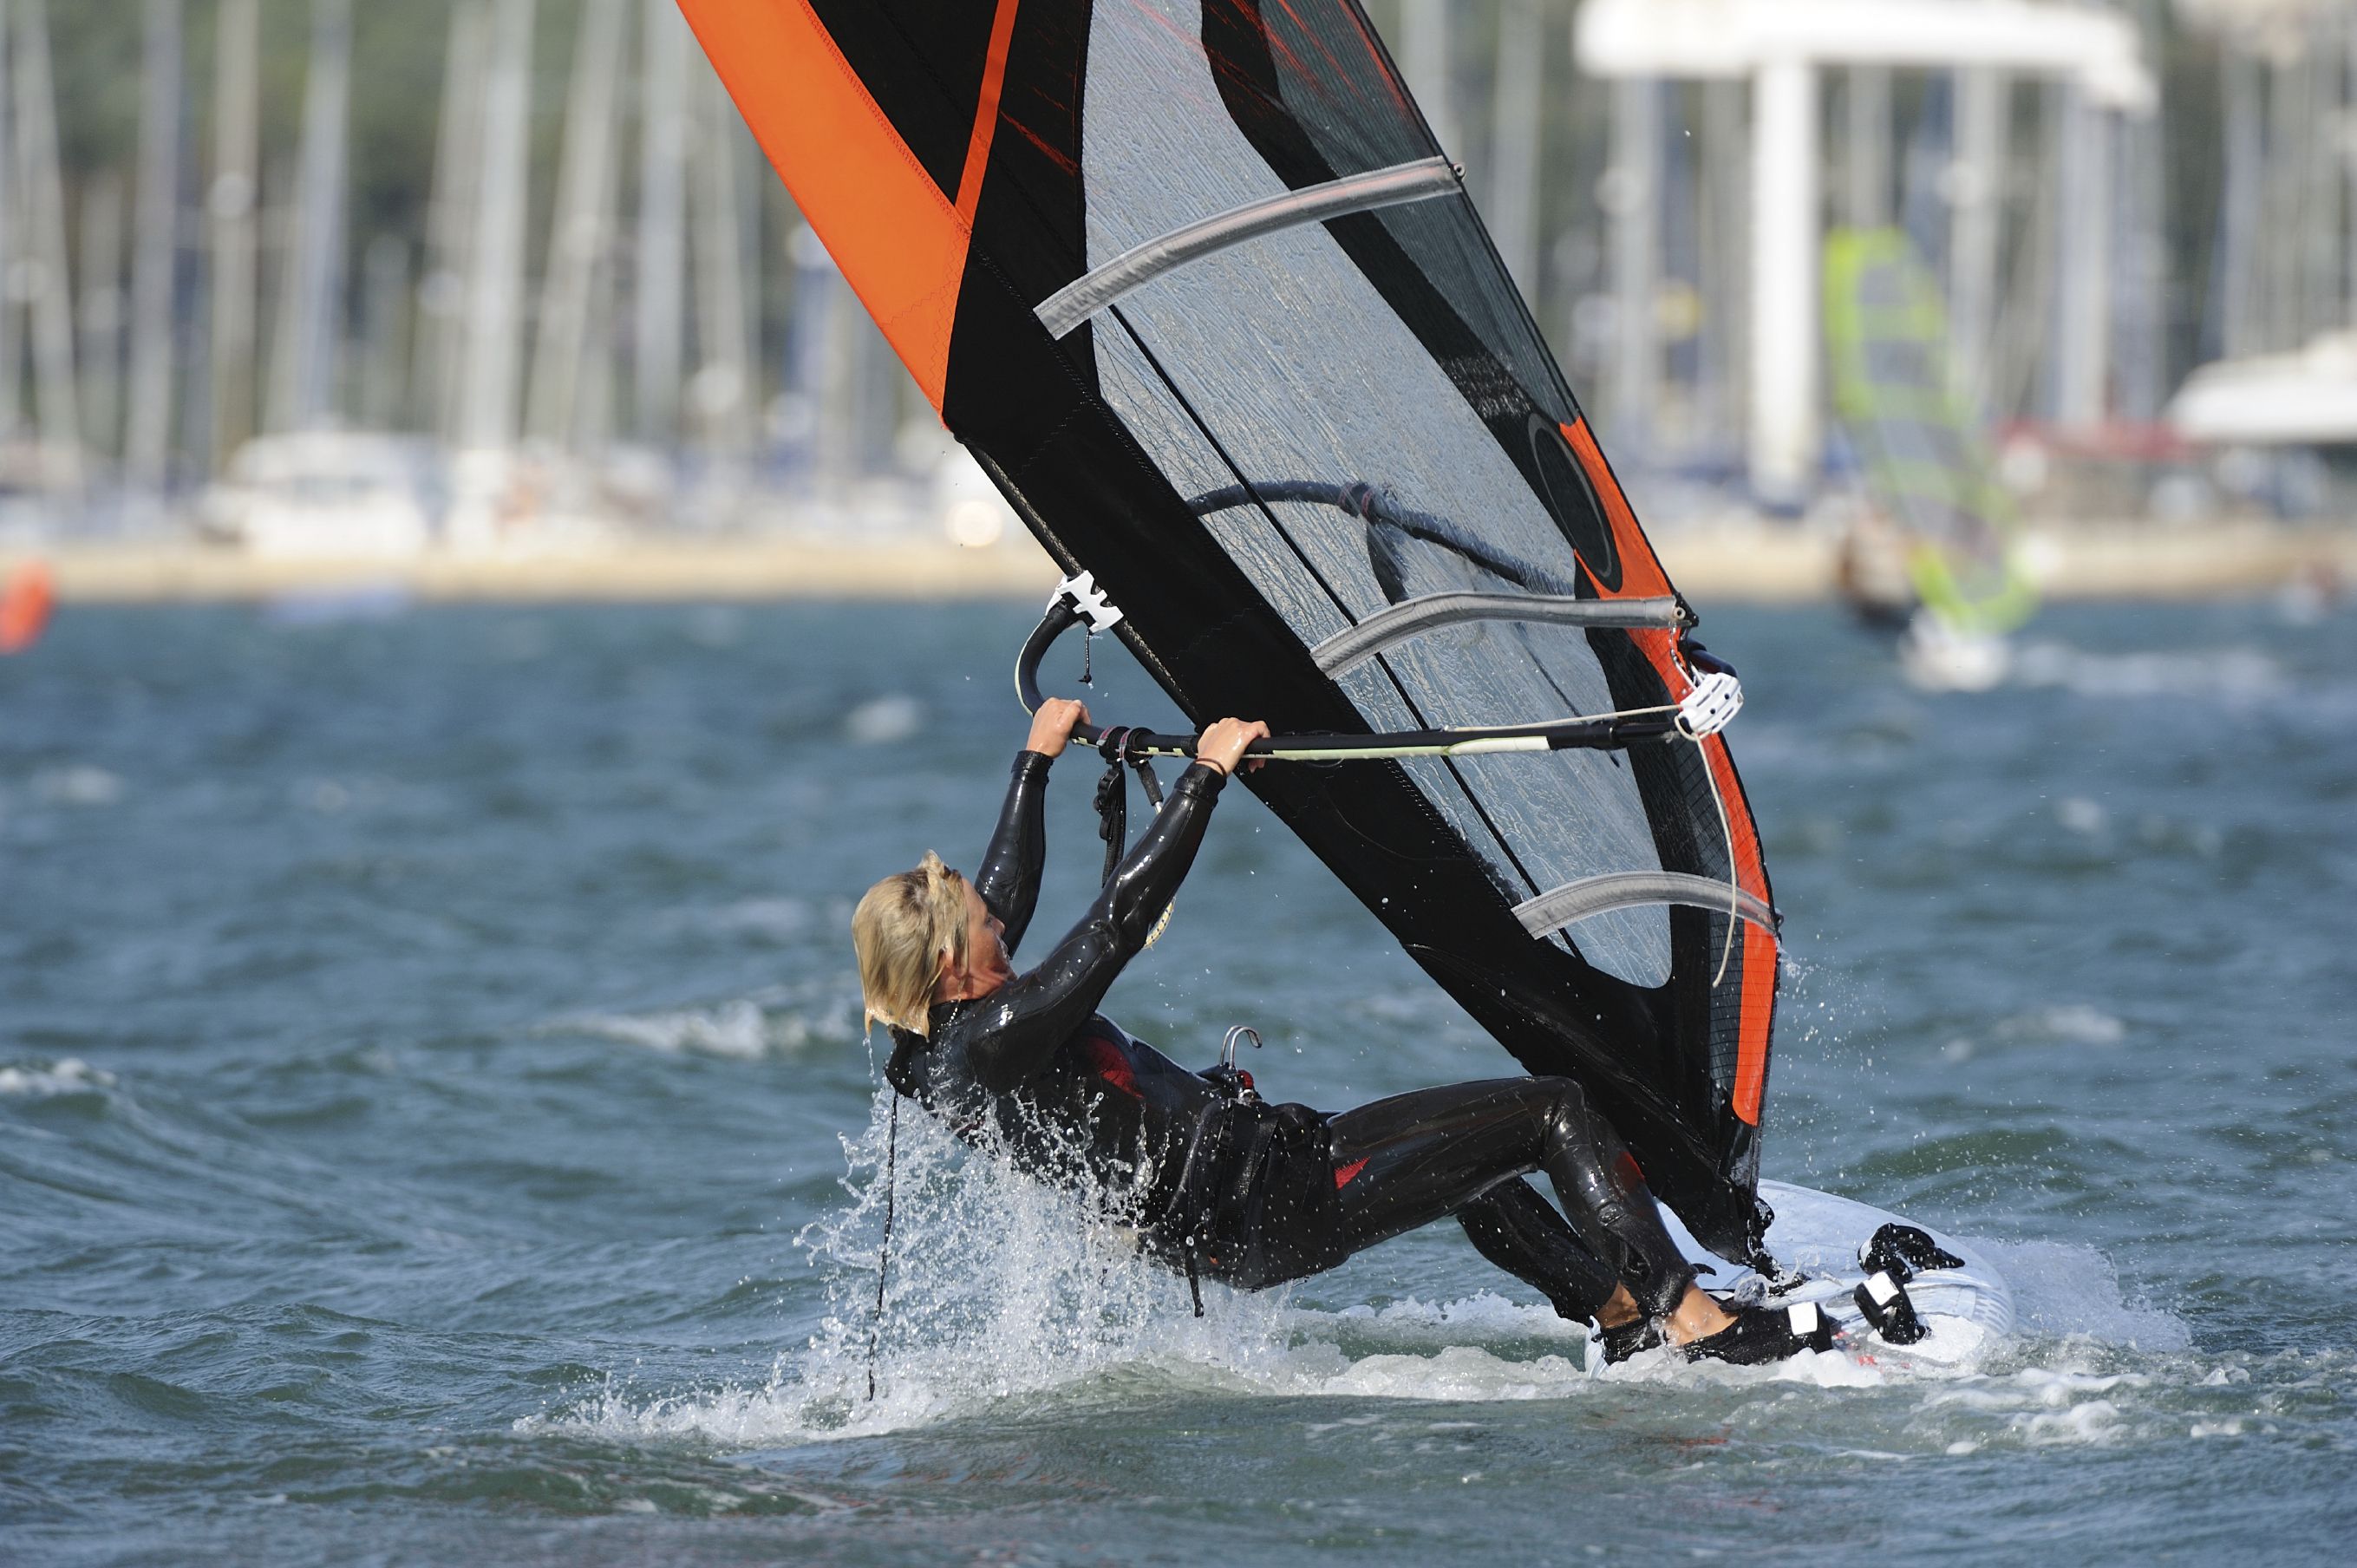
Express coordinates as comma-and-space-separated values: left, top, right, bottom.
0, 559, 55, 653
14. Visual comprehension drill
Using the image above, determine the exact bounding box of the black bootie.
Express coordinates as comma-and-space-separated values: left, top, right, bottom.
1681, 1300, 1838, 1365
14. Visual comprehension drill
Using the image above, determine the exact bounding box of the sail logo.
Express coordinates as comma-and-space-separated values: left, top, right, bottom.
1526, 413, 1623, 594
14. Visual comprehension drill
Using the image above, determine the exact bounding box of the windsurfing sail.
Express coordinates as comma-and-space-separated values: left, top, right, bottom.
685, 0, 1779, 1261
1824, 227, 2037, 637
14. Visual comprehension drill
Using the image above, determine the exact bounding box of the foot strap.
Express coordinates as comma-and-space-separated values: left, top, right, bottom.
1858, 1222, 1963, 1284
1853, 1269, 1929, 1345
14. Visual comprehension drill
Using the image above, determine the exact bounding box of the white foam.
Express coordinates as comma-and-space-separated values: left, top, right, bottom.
2010, 641, 2284, 702
525, 1102, 1628, 1449
1996, 1004, 2129, 1047
552, 1000, 775, 1059
1978, 1239, 2190, 1350
844, 696, 924, 746
0, 1057, 116, 1097
30, 766, 124, 807
661, 898, 814, 944
548, 984, 859, 1059
521, 1110, 2199, 1455
1323, 1290, 1587, 1346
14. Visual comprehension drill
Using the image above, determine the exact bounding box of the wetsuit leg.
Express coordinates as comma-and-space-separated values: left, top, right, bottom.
1457, 1180, 1622, 1323
1322, 1076, 1696, 1323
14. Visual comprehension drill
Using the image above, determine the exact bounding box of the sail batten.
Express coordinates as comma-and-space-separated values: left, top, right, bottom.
1036, 155, 1459, 337
1314, 591, 1687, 676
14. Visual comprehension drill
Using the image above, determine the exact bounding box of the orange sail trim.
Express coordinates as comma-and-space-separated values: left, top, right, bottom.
678, 0, 1021, 411
957, 0, 1024, 223
1560, 418, 1673, 601
1733, 922, 1775, 1123
1563, 417, 1775, 1127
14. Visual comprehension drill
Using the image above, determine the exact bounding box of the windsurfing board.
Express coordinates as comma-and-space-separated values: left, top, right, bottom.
1590, 1179, 2014, 1371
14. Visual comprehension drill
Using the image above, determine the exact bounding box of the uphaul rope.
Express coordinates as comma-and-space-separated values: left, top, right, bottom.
1016, 574, 1744, 761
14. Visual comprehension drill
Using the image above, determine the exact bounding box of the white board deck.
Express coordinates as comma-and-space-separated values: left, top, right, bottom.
1590, 1179, 2014, 1369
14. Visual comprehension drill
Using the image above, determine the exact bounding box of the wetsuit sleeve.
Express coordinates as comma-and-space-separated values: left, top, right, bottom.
971, 750, 1054, 954
956, 762, 1226, 1091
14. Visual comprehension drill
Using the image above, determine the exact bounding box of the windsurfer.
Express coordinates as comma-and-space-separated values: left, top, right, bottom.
852, 699, 1834, 1367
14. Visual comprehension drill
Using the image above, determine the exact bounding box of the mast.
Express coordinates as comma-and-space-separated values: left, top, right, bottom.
1398, 0, 1456, 157
1698, 78, 1747, 442
1607, 76, 1660, 451
2262, 49, 2301, 351
271, 0, 350, 434
691, 62, 754, 463
1748, 56, 1818, 504
356, 233, 408, 428
14, 0, 79, 486
126, 0, 181, 494
208, 0, 258, 468
1949, 69, 2006, 420
635, 0, 689, 449
449, 0, 532, 546
75, 172, 123, 470
1844, 67, 1891, 227
526, 0, 624, 453
2302, 30, 2339, 345
417, 2, 487, 441
2050, 81, 2109, 426
0, 8, 13, 446
1486, 0, 1543, 296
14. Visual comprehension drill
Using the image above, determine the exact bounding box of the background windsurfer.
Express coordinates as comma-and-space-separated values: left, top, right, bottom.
852, 701, 1835, 1368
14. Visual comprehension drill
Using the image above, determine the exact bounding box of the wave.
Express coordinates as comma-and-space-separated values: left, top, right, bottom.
28, 766, 127, 807
2009, 641, 2286, 703
544, 987, 857, 1060
522, 1101, 2230, 1457
0, 1056, 116, 1098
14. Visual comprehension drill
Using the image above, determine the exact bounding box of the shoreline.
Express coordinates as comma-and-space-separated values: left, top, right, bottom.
4, 519, 2352, 604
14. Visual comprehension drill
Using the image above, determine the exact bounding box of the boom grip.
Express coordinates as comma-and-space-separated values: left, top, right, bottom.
1013, 590, 1684, 762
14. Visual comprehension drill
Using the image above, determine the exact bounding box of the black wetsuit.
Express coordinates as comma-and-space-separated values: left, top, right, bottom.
885, 749, 1699, 1325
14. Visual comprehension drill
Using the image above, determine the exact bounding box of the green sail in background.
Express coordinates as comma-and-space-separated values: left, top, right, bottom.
1824, 228, 2037, 637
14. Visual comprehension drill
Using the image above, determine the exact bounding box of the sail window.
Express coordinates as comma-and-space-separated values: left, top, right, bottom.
1035, 156, 1460, 339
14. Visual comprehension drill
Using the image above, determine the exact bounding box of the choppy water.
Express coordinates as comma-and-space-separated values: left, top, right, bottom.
4, 596, 2353, 1565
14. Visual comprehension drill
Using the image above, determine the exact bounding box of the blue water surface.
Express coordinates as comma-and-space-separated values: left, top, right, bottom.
3, 597, 2352, 1565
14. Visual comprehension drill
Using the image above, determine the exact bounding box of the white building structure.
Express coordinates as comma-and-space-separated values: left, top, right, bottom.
1575, 0, 2153, 505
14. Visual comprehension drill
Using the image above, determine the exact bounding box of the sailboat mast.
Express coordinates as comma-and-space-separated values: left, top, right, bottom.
1844, 67, 1891, 228
1398, 0, 1456, 156
2051, 82, 2110, 426
0, 8, 14, 447
417, 3, 486, 442
1486, 0, 1542, 296
208, 0, 258, 468
691, 64, 754, 462
14, 0, 80, 485
458, 0, 532, 456
446, 0, 532, 548
126, 0, 181, 493
636, 0, 689, 450
76, 173, 123, 469
1949, 69, 2006, 420
526, 0, 624, 453
276, 0, 350, 434
1608, 75, 1660, 451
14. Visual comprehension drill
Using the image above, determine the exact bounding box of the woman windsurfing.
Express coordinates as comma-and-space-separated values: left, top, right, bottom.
852, 698, 1837, 1368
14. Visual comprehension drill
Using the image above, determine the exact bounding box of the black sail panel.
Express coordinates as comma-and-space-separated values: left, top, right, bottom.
696, 0, 1781, 1259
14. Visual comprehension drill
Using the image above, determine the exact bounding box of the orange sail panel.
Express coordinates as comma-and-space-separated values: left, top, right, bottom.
676, 0, 1022, 410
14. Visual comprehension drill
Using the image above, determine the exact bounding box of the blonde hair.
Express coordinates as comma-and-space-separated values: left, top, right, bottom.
852, 851, 971, 1037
